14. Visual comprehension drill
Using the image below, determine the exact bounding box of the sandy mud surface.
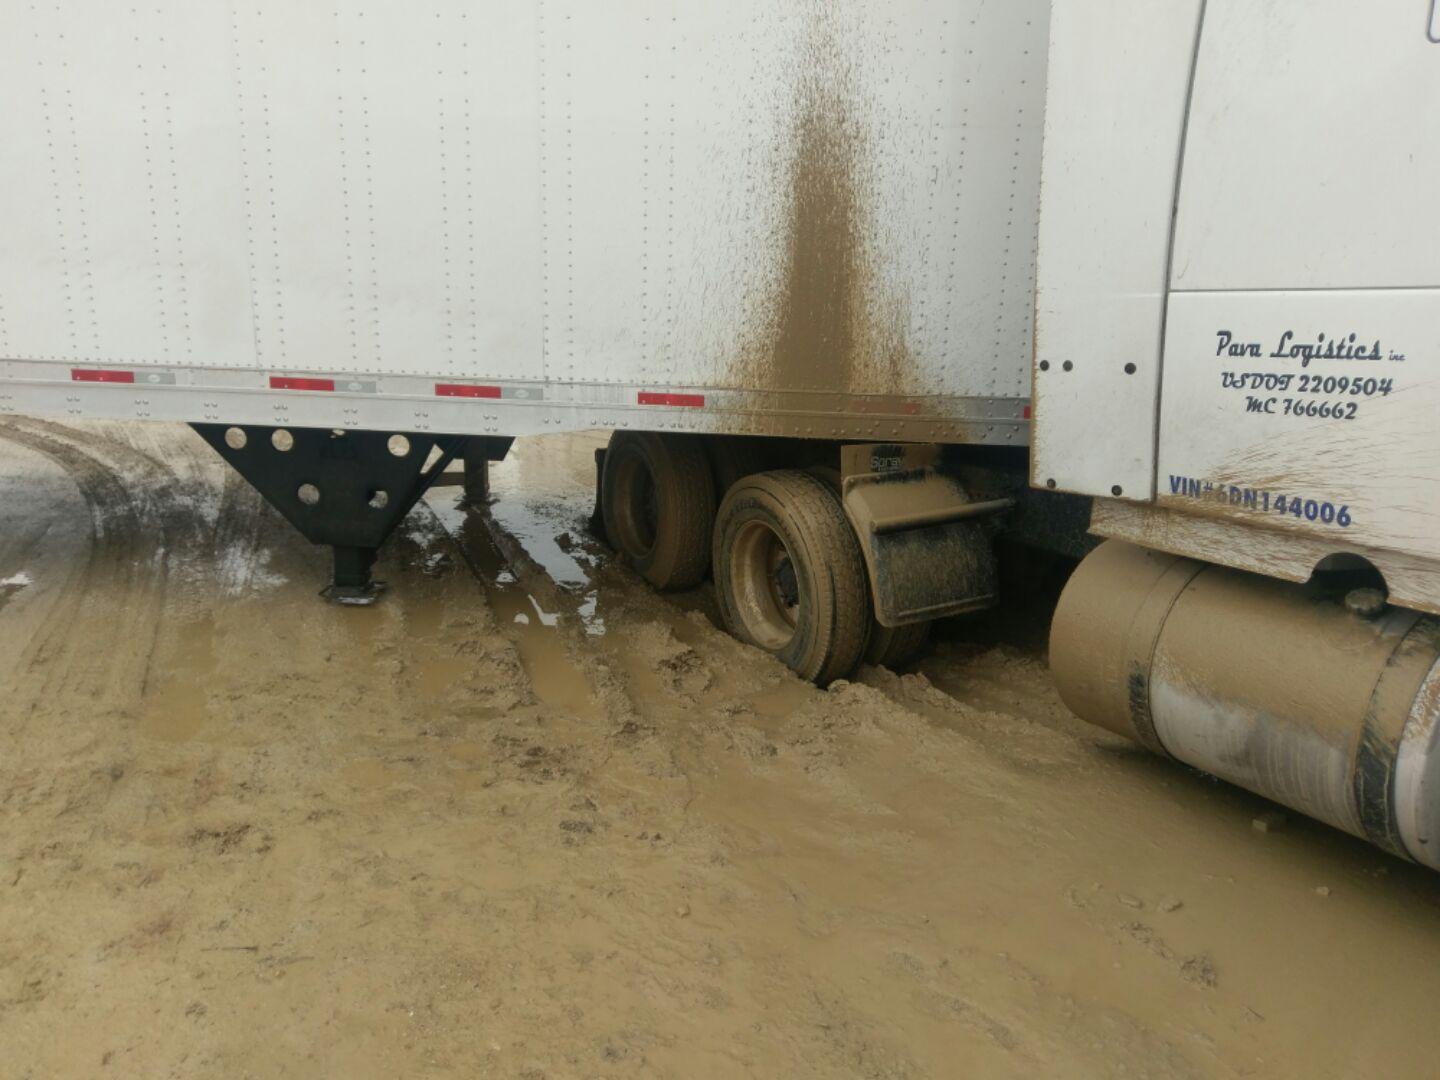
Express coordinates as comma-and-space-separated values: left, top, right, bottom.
0, 419, 1438, 1078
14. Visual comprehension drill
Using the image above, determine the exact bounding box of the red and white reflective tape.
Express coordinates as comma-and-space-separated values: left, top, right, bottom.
71, 368, 135, 384
435, 382, 544, 401
637, 390, 705, 408
269, 375, 336, 392
435, 382, 501, 399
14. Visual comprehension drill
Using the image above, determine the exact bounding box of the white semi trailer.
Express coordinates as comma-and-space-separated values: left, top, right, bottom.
1, 2, 1436, 866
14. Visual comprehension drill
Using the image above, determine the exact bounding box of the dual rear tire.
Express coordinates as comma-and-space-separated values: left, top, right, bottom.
601, 431, 715, 590
712, 470, 870, 685
600, 432, 929, 683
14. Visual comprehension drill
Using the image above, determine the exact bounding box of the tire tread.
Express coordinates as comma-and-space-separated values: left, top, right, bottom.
713, 469, 869, 684
602, 431, 715, 590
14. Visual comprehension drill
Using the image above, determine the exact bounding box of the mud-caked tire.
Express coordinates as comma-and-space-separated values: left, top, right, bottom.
864, 619, 931, 670
602, 431, 715, 590
703, 436, 772, 501
713, 470, 870, 685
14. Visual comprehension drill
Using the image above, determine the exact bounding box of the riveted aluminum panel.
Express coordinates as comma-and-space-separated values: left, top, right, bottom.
228, 2, 545, 378
0, 1, 252, 367
536, 0, 1050, 402
0, 1, 1046, 446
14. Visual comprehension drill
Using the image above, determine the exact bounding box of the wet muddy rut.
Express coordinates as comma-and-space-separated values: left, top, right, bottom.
1, 420, 1438, 1078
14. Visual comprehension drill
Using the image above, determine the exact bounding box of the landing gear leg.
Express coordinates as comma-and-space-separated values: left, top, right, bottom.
588, 447, 608, 543
462, 440, 491, 506
191, 424, 468, 603
330, 545, 381, 603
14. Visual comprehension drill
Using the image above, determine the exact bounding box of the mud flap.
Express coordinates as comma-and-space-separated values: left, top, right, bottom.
839, 444, 1004, 628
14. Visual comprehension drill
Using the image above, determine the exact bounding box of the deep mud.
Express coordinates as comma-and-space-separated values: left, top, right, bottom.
1, 419, 1438, 1078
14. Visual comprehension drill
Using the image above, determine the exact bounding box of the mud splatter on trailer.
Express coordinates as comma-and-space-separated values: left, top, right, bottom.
731, 4, 914, 400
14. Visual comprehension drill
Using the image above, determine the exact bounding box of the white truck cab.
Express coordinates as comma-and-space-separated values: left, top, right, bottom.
1036, 0, 1439, 609
1040, 1, 1440, 868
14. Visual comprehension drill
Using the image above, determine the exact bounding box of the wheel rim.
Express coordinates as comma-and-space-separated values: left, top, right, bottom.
730, 519, 800, 650
612, 452, 658, 557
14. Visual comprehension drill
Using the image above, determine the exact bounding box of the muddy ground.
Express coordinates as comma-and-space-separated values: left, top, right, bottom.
0, 419, 1438, 1079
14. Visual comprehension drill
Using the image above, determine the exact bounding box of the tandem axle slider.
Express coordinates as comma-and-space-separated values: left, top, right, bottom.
191, 424, 510, 603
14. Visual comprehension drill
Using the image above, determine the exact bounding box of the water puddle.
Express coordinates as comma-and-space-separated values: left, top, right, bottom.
424, 492, 601, 721
486, 436, 608, 636
471, 531, 600, 719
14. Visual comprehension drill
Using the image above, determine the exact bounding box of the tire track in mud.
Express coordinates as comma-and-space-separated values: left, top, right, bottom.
420, 460, 1073, 809
412, 496, 609, 716
0, 419, 230, 727
416, 485, 866, 838
441, 497, 1218, 1076
410, 492, 711, 837
415, 480, 840, 758
210, 464, 273, 596
427, 462, 1101, 860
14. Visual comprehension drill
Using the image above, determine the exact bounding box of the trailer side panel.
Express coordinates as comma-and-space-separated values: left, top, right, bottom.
0, 0, 1047, 447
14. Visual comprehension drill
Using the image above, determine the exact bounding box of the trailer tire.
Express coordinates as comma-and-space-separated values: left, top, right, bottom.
804, 464, 841, 494
713, 470, 869, 685
864, 619, 931, 669
602, 431, 715, 590
704, 436, 772, 500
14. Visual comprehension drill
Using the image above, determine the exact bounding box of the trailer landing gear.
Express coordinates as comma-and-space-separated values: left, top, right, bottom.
192, 424, 468, 603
